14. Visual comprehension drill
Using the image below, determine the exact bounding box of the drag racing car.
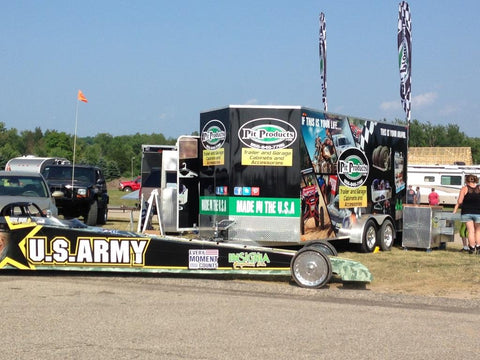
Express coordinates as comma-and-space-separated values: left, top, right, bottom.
0, 202, 372, 289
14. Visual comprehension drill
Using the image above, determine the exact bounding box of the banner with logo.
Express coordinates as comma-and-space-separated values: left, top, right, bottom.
398, 1, 412, 123
319, 12, 327, 112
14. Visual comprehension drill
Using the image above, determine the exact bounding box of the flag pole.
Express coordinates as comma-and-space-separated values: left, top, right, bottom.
73, 90, 88, 191
72, 97, 79, 191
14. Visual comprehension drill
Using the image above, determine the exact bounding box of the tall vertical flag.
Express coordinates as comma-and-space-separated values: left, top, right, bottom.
319, 12, 327, 112
398, 2, 412, 123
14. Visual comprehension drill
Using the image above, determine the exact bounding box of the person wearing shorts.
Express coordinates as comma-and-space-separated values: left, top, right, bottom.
453, 174, 480, 254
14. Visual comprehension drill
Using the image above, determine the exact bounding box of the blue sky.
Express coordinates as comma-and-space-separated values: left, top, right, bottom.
1, 0, 479, 138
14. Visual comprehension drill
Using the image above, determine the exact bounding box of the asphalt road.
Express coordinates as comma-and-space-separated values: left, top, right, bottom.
1, 272, 478, 359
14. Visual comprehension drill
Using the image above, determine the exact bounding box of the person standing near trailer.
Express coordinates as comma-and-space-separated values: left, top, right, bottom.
453, 174, 480, 254
428, 188, 439, 206
406, 185, 415, 204
414, 186, 421, 204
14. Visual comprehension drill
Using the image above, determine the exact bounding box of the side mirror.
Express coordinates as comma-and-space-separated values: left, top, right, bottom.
52, 190, 64, 198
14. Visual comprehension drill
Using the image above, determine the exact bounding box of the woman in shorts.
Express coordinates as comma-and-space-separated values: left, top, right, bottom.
453, 174, 480, 254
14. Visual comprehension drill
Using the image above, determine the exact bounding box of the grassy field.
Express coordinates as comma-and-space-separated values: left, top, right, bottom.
341, 245, 480, 299
109, 186, 480, 299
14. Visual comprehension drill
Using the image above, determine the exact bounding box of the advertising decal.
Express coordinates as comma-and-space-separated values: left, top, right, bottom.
0, 217, 293, 273
201, 119, 226, 165
300, 110, 407, 238
238, 118, 296, 166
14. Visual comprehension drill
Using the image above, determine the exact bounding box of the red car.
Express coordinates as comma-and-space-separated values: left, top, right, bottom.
119, 175, 141, 192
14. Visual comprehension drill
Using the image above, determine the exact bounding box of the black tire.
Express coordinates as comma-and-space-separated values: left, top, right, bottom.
123, 187, 132, 192
372, 147, 380, 166
378, 219, 395, 251
305, 240, 338, 256
360, 219, 377, 253
97, 206, 108, 225
86, 200, 98, 226
291, 248, 332, 288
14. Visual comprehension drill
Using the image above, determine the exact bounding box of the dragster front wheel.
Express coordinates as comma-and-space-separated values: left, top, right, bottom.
291, 248, 332, 289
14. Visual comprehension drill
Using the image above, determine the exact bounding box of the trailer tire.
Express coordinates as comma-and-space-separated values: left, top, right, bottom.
360, 220, 377, 253
378, 219, 394, 251
291, 248, 332, 288
305, 240, 338, 256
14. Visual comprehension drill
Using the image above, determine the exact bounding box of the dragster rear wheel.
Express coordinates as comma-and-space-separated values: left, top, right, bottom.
291, 248, 332, 289
305, 240, 338, 256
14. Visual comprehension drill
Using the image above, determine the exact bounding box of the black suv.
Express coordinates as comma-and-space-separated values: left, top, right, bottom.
42, 164, 109, 225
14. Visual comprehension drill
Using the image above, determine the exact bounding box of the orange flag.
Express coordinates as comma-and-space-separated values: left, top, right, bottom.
77, 90, 88, 103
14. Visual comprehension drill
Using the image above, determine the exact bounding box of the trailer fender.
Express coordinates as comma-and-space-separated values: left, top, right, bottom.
340, 214, 394, 245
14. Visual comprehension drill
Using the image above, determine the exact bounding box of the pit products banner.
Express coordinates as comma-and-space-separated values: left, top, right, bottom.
398, 1, 412, 122
319, 12, 327, 111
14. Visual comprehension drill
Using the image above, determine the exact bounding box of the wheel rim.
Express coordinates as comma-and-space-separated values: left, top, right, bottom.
292, 250, 330, 288
383, 224, 394, 248
366, 225, 376, 250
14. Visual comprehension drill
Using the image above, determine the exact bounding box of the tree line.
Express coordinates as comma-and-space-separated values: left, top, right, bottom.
0, 119, 478, 181
0, 122, 178, 180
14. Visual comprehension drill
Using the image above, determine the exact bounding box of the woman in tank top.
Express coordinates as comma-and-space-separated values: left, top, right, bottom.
453, 174, 480, 254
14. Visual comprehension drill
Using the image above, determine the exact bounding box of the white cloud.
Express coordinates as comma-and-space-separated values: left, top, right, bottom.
380, 91, 438, 112
412, 92, 437, 108
380, 100, 400, 111
438, 104, 457, 116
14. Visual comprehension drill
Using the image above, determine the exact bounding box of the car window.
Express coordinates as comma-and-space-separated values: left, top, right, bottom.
0, 175, 48, 197
43, 167, 94, 183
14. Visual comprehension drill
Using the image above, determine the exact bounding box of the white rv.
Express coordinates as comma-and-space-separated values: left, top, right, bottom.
408, 164, 480, 205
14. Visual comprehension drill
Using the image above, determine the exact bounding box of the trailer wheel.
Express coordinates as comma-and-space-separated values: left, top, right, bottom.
291, 248, 332, 288
360, 220, 377, 253
305, 240, 338, 256
378, 219, 394, 251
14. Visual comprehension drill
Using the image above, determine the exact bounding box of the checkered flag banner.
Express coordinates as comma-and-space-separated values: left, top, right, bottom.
359, 121, 377, 150
398, 1, 412, 123
319, 12, 327, 112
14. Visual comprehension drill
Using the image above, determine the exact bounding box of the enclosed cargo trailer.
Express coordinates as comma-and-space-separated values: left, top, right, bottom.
196, 105, 408, 252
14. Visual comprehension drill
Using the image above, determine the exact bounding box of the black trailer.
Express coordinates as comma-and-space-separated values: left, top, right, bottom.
196, 106, 408, 252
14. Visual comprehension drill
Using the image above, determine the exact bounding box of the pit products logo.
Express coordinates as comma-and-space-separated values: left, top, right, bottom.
201, 119, 226, 150
238, 118, 297, 150
337, 147, 369, 187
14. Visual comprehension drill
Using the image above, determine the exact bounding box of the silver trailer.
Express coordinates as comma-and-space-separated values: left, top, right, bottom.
5, 156, 70, 174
